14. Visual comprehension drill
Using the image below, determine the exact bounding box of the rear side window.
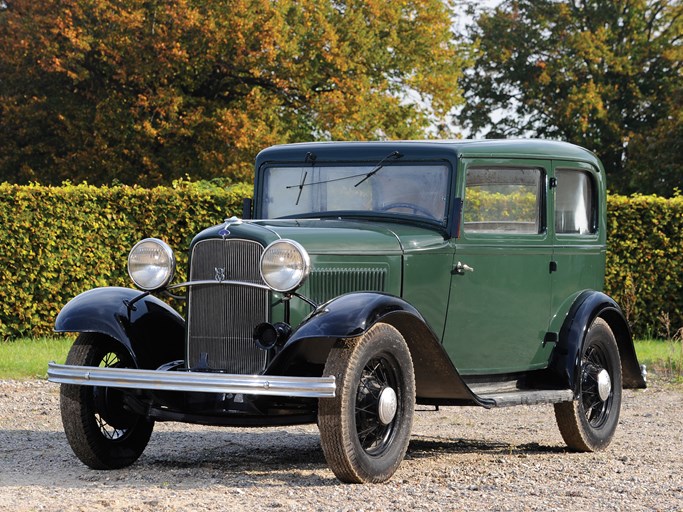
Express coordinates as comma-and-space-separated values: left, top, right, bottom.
464, 167, 543, 234
555, 170, 596, 235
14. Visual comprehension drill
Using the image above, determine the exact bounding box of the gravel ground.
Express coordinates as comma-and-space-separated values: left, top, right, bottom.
0, 378, 681, 512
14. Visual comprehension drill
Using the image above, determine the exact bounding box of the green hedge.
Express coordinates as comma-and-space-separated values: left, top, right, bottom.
464, 189, 537, 223
0, 181, 251, 338
0, 184, 681, 339
605, 194, 683, 338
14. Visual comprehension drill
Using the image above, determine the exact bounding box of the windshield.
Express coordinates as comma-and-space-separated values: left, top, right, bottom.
261, 163, 450, 222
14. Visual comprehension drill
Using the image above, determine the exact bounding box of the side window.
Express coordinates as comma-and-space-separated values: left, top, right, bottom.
555, 170, 596, 235
464, 167, 543, 234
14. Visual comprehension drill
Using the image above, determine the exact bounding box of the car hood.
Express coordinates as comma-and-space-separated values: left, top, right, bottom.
191, 218, 449, 255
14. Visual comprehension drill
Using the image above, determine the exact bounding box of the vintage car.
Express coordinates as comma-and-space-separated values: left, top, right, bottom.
49, 139, 646, 483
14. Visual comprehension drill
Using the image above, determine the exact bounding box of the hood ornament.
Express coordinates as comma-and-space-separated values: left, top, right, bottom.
219, 216, 242, 239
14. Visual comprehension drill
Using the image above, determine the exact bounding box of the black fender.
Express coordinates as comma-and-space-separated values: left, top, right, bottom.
548, 290, 646, 393
267, 292, 492, 406
55, 287, 185, 370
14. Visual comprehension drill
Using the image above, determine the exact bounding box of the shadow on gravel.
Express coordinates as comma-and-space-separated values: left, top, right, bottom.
1, 427, 567, 489
408, 436, 566, 458
145, 430, 327, 468
0, 427, 337, 487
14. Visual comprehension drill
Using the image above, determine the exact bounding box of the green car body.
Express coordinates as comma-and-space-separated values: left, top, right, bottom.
50, 139, 646, 484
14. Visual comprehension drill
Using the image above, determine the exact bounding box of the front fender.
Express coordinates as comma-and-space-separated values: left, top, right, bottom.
55, 287, 185, 369
548, 290, 646, 392
268, 292, 492, 406
292, 292, 424, 340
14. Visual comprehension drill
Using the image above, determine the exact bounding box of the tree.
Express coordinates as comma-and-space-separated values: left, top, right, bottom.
626, 83, 683, 196
0, 0, 465, 186
459, 0, 683, 195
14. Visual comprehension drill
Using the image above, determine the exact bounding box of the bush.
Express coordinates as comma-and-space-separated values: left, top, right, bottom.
605, 194, 683, 338
0, 184, 680, 339
0, 181, 251, 338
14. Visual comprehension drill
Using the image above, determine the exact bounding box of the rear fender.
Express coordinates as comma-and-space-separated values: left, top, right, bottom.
548, 290, 646, 392
55, 287, 185, 369
268, 292, 492, 406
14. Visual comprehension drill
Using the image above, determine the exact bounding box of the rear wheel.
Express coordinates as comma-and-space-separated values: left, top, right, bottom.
554, 318, 622, 451
60, 333, 154, 469
318, 323, 415, 483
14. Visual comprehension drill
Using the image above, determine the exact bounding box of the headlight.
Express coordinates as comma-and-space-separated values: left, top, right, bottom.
127, 238, 175, 291
260, 240, 311, 292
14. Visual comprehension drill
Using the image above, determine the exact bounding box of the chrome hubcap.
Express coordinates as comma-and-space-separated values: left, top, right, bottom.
377, 387, 398, 425
596, 369, 612, 401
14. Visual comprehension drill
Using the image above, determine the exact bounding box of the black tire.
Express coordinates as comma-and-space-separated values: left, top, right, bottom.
554, 318, 622, 451
60, 333, 154, 469
318, 323, 415, 483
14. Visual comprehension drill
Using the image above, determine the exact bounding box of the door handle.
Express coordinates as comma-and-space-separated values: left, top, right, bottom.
452, 261, 474, 275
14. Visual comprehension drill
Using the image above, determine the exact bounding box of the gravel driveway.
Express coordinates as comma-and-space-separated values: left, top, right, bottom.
0, 378, 681, 511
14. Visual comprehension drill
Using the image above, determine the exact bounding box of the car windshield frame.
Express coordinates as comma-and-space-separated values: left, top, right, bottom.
259, 162, 452, 226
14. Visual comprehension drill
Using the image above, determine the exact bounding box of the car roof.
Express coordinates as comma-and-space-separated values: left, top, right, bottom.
255, 139, 603, 169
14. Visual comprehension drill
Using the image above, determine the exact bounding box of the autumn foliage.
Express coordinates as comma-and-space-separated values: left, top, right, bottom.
0, 0, 464, 187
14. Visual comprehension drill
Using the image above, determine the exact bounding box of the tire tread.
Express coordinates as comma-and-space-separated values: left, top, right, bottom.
60, 333, 153, 469
554, 318, 622, 452
319, 323, 415, 483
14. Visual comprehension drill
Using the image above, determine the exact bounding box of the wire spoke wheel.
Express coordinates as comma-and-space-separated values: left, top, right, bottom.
581, 346, 612, 428
91, 351, 131, 441
60, 333, 154, 469
355, 356, 399, 454
95, 414, 127, 441
319, 323, 415, 483
554, 318, 622, 452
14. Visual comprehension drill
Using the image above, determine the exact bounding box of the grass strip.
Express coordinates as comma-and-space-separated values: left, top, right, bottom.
0, 337, 680, 382
0, 337, 73, 380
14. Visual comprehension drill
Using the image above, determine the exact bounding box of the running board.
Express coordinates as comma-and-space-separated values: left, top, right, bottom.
477, 389, 574, 408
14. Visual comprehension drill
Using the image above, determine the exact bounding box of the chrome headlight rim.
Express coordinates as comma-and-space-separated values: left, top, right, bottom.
260, 239, 311, 293
127, 238, 176, 291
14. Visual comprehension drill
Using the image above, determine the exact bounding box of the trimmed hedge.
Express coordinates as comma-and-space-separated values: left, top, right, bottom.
0, 181, 251, 338
0, 184, 681, 339
605, 194, 683, 338
464, 189, 537, 223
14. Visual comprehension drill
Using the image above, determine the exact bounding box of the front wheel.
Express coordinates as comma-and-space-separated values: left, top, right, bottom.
554, 318, 622, 451
318, 323, 415, 483
60, 333, 154, 469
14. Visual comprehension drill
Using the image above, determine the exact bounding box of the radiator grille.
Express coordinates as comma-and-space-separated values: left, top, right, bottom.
187, 239, 268, 374
307, 267, 387, 304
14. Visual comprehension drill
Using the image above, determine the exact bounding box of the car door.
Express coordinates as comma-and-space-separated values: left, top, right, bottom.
442, 159, 554, 375
550, 161, 606, 322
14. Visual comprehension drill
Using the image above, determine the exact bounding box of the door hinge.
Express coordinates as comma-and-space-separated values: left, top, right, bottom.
543, 332, 559, 347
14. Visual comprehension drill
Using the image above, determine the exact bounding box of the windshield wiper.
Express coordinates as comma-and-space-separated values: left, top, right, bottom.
295, 171, 307, 205
292, 152, 316, 205
285, 150, 404, 191
353, 151, 403, 187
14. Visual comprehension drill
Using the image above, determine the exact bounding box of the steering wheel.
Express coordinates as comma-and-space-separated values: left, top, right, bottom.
379, 202, 438, 220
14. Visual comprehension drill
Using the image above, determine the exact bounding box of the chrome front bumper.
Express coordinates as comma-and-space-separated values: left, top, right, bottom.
47, 362, 336, 398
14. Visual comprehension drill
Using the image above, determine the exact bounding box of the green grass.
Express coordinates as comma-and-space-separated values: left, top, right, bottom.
634, 338, 683, 382
0, 337, 681, 381
0, 337, 73, 379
